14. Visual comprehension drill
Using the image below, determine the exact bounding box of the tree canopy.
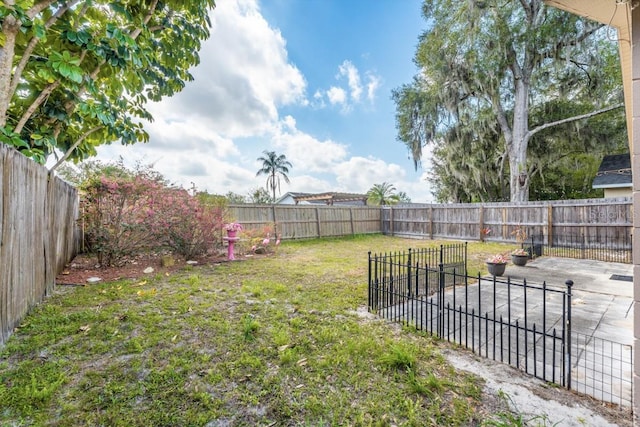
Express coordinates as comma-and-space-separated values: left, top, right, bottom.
255, 150, 292, 202
393, 0, 625, 202
0, 0, 216, 165
366, 182, 406, 206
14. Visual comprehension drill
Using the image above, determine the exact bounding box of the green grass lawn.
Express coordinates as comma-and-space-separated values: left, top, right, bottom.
0, 235, 519, 426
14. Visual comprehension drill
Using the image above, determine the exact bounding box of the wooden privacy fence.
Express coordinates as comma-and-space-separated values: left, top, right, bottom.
0, 145, 79, 345
227, 204, 381, 239
381, 199, 632, 246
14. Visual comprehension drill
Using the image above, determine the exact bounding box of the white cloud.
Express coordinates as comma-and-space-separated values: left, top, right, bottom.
366, 72, 382, 102
272, 116, 349, 173
333, 157, 407, 193
154, 0, 307, 139
338, 60, 362, 102
314, 60, 381, 112
326, 87, 347, 106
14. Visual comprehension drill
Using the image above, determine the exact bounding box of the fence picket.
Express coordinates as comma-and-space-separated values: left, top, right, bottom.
0, 145, 78, 345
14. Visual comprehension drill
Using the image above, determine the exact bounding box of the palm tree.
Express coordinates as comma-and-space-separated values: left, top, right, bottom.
256, 150, 292, 202
366, 182, 401, 206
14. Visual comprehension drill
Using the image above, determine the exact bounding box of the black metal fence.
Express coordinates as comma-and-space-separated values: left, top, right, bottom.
571, 332, 633, 407
524, 233, 632, 264
367, 246, 632, 406
367, 243, 467, 299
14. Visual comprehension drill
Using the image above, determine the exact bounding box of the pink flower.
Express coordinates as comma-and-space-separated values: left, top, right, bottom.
225, 222, 243, 232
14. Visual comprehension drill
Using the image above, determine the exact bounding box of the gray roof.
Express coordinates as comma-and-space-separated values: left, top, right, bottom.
592, 153, 632, 189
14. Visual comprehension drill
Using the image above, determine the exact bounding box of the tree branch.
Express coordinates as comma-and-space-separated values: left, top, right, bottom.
525, 103, 624, 143
9, 0, 81, 102
16, 49, 89, 134
130, 0, 160, 39
14, 80, 60, 134
492, 95, 513, 147
49, 125, 102, 171
519, 0, 532, 22
27, 0, 59, 19
539, 23, 604, 65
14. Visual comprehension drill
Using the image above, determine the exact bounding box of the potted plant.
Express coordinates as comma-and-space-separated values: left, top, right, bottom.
511, 248, 529, 266
225, 222, 243, 238
486, 254, 508, 276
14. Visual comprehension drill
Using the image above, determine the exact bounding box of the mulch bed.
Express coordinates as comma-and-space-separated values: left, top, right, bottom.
54, 251, 255, 286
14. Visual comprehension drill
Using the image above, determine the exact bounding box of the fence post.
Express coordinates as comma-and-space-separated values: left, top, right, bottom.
315, 207, 321, 238
478, 205, 484, 242
368, 251, 372, 310
429, 205, 433, 239
438, 244, 445, 337
565, 279, 574, 390
547, 204, 553, 248
349, 208, 355, 235
407, 248, 412, 297
390, 206, 394, 236
464, 242, 468, 273
272, 205, 278, 237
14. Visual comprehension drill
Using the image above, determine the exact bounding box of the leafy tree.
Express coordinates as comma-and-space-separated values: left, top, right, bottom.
0, 0, 216, 165
248, 187, 273, 204
393, 0, 624, 202
255, 150, 292, 202
367, 182, 401, 206
396, 191, 412, 204
225, 191, 247, 204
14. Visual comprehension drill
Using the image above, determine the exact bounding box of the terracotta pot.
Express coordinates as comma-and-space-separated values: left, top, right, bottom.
486, 262, 506, 276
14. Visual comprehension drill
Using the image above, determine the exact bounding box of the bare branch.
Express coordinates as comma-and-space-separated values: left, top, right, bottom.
525, 103, 624, 143
49, 126, 102, 171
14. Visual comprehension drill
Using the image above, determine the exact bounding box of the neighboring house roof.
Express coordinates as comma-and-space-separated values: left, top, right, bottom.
293, 192, 368, 205
273, 192, 368, 205
592, 153, 632, 189
275, 192, 312, 204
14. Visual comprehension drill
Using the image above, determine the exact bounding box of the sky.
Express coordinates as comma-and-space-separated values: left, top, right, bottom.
87, 0, 433, 202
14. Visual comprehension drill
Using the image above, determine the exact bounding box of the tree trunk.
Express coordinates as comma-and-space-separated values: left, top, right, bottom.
509, 77, 530, 202
0, 13, 20, 127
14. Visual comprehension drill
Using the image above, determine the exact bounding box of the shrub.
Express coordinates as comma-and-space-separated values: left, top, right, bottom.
149, 187, 226, 259
81, 174, 162, 266
80, 162, 227, 265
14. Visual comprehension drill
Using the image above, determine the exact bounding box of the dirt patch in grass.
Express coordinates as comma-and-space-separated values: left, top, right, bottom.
55, 250, 271, 285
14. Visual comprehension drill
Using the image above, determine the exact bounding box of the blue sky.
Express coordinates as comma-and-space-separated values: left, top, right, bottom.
90, 0, 433, 201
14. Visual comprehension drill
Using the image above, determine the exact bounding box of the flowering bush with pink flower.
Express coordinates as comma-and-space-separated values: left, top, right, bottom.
150, 187, 226, 259
81, 163, 227, 265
